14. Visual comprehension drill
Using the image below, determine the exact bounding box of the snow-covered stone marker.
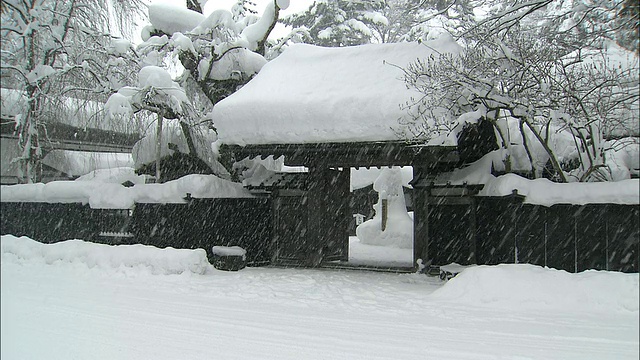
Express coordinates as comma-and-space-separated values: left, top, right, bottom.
211, 246, 247, 271
439, 263, 476, 281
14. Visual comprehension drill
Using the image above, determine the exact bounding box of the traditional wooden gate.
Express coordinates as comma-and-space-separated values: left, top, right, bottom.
268, 168, 350, 266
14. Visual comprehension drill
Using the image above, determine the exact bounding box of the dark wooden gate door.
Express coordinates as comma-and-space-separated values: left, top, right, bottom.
273, 194, 309, 263
272, 168, 350, 266
321, 169, 350, 262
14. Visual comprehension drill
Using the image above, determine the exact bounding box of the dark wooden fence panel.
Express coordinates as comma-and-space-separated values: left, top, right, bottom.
428, 204, 473, 265
545, 205, 577, 272
1, 202, 97, 243
515, 204, 546, 267
1, 198, 273, 265
607, 205, 639, 273
475, 198, 518, 265
132, 203, 189, 249
428, 199, 638, 273
132, 198, 272, 265
575, 205, 608, 272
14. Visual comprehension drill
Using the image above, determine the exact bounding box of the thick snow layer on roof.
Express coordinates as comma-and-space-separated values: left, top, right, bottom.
41, 151, 134, 177
212, 36, 463, 145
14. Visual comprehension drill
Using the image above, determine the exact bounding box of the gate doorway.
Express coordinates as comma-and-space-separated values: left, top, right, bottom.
268, 168, 350, 266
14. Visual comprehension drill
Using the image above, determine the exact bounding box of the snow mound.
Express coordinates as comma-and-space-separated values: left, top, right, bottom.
1, 235, 211, 275
431, 264, 639, 314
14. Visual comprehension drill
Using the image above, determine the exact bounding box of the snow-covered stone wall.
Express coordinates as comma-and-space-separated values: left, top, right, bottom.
0, 174, 252, 209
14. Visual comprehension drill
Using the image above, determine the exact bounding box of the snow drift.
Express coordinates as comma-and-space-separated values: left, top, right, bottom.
431, 264, 639, 314
1, 235, 211, 275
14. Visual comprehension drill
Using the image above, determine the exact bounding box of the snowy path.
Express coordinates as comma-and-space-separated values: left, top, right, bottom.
2, 237, 638, 360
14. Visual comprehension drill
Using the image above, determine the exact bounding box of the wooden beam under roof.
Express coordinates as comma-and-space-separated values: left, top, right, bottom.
224, 141, 461, 168
1, 116, 139, 153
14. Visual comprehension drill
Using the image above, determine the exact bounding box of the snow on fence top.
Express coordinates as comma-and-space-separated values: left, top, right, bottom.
0, 174, 252, 208
212, 36, 463, 146
436, 152, 640, 206
480, 174, 640, 206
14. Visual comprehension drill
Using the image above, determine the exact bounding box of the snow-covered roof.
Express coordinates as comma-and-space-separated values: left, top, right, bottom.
212, 36, 463, 146
41, 151, 134, 177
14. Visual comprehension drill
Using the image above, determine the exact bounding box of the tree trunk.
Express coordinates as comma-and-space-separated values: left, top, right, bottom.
179, 121, 197, 156
20, 27, 40, 184
523, 118, 568, 182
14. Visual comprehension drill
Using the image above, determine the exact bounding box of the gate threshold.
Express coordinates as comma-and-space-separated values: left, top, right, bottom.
270, 261, 417, 274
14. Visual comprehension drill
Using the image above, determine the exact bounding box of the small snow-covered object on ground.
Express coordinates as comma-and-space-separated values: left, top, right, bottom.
439, 262, 476, 281
212, 246, 247, 258
211, 246, 247, 271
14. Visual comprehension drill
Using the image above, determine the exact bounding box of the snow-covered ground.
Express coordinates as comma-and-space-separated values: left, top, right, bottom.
2, 235, 638, 360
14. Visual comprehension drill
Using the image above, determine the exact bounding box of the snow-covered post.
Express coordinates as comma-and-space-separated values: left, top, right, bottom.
380, 194, 388, 231
155, 112, 164, 183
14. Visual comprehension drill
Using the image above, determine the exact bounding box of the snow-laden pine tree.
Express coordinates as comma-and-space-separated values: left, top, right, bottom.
281, 0, 388, 46
0, 0, 144, 183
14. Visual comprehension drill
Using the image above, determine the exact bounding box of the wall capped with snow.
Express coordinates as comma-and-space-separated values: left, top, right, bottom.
0, 174, 252, 209
434, 150, 640, 206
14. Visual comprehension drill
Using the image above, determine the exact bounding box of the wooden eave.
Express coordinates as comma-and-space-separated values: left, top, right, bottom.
225, 141, 461, 168
1, 117, 139, 153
